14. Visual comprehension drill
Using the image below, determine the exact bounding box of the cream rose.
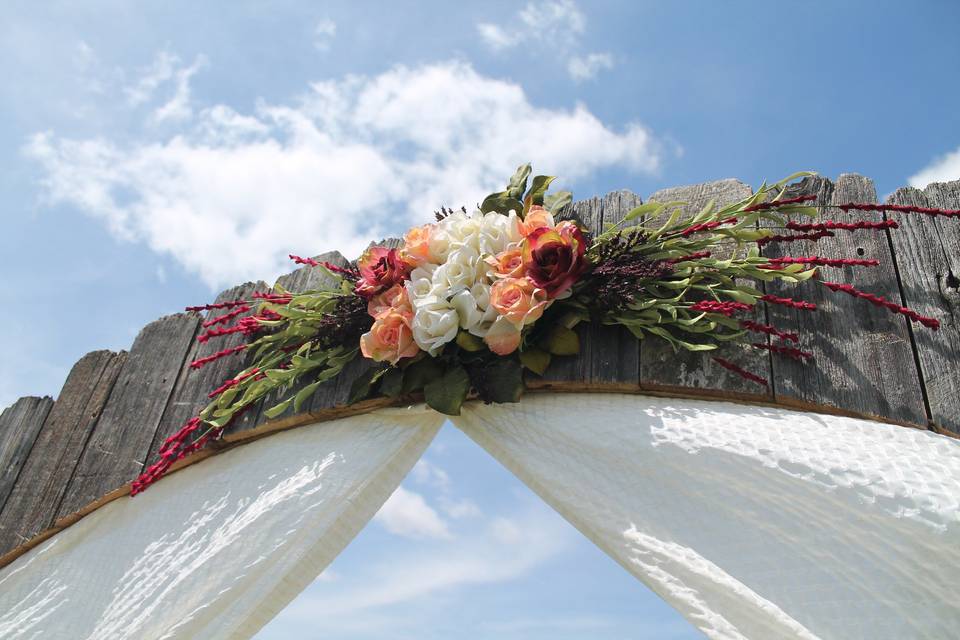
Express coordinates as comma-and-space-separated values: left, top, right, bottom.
411, 297, 460, 356
483, 315, 522, 355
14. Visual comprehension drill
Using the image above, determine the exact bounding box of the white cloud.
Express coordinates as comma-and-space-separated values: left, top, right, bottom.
26, 60, 660, 289
909, 146, 960, 189
124, 50, 207, 123
568, 52, 614, 81
374, 487, 452, 540
290, 504, 572, 620
477, 1, 612, 81
441, 497, 482, 520
411, 458, 451, 490
314, 18, 337, 51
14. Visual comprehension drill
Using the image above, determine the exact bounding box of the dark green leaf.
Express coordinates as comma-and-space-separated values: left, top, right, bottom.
379, 367, 404, 398
480, 192, 524, 215
402, 357, 443, 394
481, 358, 525, 403
542, 324, 580, 356
519, 347, 551, 375
424, 364, 470, 416
525, 175, 555, 206
348, 366, 379, 404
456, 331, 485, 352
506, 163, 532, 199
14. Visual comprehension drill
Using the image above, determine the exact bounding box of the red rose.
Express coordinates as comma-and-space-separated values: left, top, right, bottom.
355, 246, 410, 298
521, 221, 587, 298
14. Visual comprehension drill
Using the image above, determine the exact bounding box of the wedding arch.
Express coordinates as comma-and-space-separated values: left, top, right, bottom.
0, 173, 957, 639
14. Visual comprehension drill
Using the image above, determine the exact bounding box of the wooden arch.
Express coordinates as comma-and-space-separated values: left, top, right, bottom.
1, 173, 957, 571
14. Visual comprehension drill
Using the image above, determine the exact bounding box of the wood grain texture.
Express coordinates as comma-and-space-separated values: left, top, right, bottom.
764, 175, 926, 425
542, 191, 643, 386
884, 180, 960, 434
149, 282, 269, 459
56, 313, 200, 518
638, 179, 773, 398
0, 350, 125, 555
0, 396, 54, 514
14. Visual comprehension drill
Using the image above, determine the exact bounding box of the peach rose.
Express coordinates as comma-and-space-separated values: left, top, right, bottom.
367, 283, 412, 319
400, 224, 436, 267
360, 308, 420, 364
484, 246, 526, 279
489, 277, 549, 326
519, 205, 556, 237
483, 316, 522, 355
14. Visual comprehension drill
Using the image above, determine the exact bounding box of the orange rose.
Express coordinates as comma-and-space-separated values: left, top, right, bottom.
521, 221, 587, 298
484, 246, 526, 279
360, 308, 420, 364
489, 277, 548, 325
400, 224, 435, 267
367, 283, 412, 319
519, 205, 555, 237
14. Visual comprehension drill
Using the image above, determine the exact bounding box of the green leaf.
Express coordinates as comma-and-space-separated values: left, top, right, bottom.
294, 381, 321, 412
543, 190, 572, 214
624, 202, 664, 222
543, 325, 580, 356
263, 398, 293, 419
424, 364, 470, 416
348, 366, 379, 404
379, 367, 404, 398
506, 163, 532, 199
402, 357, 444, 394
519, 347, 551, 375
456, 331, 485, 352
480, 192, 524, 215
525, 175, 555, 206
482, 358, 525, 403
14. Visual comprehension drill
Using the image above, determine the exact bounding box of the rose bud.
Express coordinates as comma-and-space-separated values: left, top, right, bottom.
356, 246, 411, 298
521, 221, 587, 298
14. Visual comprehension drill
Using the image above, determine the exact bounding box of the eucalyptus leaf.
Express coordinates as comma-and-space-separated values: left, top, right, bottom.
294, 381, 321, 412
263, 398, 293, 419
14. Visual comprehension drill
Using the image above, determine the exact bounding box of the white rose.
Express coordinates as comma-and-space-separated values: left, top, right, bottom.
411, 297, 460, 356
433, 245, 481, 294
450, 282, 498, 334
477, 211, 522, 255
406, 265, 441, 304
428, 227, 452, 263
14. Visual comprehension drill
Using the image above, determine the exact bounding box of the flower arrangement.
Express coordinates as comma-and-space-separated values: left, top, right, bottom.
132, 164, 952, 494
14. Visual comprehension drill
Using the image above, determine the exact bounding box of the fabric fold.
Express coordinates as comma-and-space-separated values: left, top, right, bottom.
452, 393, 960, 640
0, 405, 443, 640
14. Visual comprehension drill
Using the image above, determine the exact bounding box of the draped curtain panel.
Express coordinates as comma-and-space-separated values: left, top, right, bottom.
453, 394, 960, 640
0, 406, 443, 640
2, 394, 958, 640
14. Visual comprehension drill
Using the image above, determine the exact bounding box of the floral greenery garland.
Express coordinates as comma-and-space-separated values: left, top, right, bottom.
132, 164, 950, 494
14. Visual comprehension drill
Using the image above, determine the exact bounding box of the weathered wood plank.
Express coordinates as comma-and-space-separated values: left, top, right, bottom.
764, 175, 926, 424
57, 313, 200, 517
885, 179, 960, 433
542, 191, 643, 387
0, 350, 126, 554
638, 179, 773, 398
0, 396, 54, 514
148, 282, 269, 461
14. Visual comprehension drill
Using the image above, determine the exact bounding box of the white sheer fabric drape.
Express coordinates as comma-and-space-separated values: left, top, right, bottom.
453, 393, 960, 640
2, 394, 957, 640
0, 405, 443, 640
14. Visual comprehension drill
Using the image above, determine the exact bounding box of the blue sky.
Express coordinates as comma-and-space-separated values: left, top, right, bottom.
2, 1, 958, 637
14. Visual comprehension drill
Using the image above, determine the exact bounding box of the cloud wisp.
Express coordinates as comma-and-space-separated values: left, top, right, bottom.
26, 57, 661, 289
477, 0, 613, 81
